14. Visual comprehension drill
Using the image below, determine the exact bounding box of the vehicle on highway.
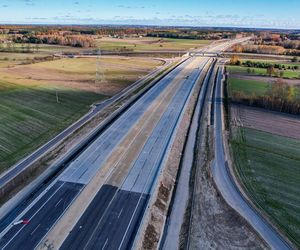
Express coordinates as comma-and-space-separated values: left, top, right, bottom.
12, 220, 30, 226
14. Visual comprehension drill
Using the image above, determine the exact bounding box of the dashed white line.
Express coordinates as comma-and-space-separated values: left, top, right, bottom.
30, 224, 41, 236
55, 198, 63, 208
101, 238, 108, 250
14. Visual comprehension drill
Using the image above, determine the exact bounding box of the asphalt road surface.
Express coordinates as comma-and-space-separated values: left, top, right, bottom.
60, 185, 149, 250
211, 63, 291, 250
0, 181, 83, 249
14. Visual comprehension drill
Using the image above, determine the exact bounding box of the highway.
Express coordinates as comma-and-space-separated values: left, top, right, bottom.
0, 39, 250, 250
60, 57, 211, 250
211, 63, 292, 250
0, 55, 210, 249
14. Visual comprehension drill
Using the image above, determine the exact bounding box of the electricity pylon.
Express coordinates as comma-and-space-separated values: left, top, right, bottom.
95, 49, 105, 93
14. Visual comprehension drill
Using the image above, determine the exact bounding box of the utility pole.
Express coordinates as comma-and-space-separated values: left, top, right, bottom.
56, 89, 59, 103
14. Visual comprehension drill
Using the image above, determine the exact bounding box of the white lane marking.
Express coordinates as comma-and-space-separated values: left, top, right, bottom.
55, 198, 63, 208
101, 238, 108, 250
1, 182, 64, 250
30, 224, 41, 236
118, 208, 123, 219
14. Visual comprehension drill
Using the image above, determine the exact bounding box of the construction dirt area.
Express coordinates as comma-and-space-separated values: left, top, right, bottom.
188, 159, 268, 249
231, 104, 300, 139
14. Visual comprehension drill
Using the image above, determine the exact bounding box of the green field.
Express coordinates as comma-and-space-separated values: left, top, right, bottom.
96, 37, 211, 51
228, 76, 300, 102
0, 81, 105, 172
227, 65, 300, 79
0, 37, 211, 58
0, 43, 87, 55
228, 77, 270, 97
231, 127, 300, 247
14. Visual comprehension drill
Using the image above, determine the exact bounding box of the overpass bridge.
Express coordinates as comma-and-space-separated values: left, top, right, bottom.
189, 51, 224, 57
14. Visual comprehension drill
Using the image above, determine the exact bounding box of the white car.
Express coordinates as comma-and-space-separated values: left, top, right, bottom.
12, 219, 30, 226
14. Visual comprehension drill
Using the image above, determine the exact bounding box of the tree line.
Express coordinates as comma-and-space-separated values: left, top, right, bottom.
231, 79, 300, 115
12, 34, 94, 48
230, 58, 299, 71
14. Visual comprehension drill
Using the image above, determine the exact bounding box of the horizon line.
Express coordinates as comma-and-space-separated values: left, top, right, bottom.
0, 23, 299, 31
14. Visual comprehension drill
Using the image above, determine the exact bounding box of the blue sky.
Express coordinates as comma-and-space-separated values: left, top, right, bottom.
0, 0, 300, 29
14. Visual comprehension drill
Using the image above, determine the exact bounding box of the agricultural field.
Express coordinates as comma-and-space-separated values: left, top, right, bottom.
0, 56, 162, 172
230, 108, 300, 247
96, 37, 211, 51
0, 52, 51, 68
0, 37, 212, 58
228, 74, 300, 102
231, 105, 300, 140
0, 56, 163, 95
0, 43, 85, 55
228, 77, 270, 97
